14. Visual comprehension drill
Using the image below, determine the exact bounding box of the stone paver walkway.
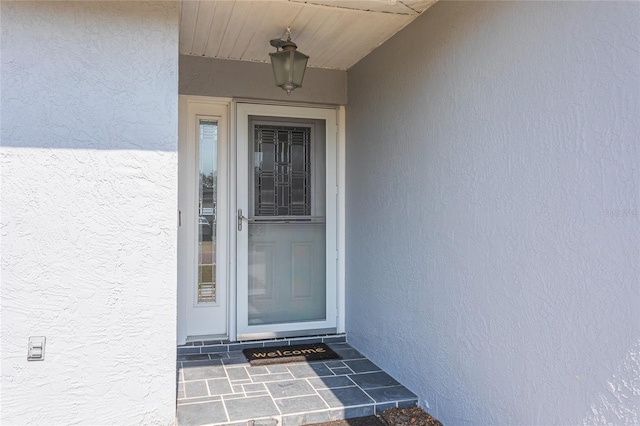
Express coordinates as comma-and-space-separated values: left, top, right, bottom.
176, 342, 417, 425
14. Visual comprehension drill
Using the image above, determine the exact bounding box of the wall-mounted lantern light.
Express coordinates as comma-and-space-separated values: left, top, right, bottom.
269, 27, 309, 95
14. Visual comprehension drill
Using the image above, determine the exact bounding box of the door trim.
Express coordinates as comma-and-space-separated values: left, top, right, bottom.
235, 102, 343, 341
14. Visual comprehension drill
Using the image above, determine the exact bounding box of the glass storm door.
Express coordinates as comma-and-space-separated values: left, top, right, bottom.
178, 97, 229, 343
236, 103, 338, 340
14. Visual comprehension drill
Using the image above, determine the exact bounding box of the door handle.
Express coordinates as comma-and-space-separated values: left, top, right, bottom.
238, 209, 248, 231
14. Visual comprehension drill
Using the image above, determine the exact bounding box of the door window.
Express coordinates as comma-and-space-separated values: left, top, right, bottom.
248, 121, 326, 325
198, 121, 217, 303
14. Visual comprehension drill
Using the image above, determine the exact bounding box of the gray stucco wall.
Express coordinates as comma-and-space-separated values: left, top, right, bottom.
346, 1, 639, 424
1, 2, 178, 423
180, 54, 347, 105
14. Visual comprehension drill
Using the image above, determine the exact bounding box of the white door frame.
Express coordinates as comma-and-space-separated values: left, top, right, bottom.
235, 102, 343, 340
177, 95, 232, 345
178, 97, 346, 344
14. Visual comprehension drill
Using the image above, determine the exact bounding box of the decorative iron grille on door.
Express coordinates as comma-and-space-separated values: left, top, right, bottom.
253, 125, 311, 217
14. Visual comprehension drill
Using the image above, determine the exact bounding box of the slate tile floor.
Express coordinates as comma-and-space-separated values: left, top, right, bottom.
177, 342, 418, 426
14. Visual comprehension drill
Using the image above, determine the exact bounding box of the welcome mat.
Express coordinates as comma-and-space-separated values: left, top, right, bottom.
242, 343, 340, 366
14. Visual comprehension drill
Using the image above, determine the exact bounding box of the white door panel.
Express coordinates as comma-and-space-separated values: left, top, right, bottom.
248, 223, 326, 325
178, 97, 230, 343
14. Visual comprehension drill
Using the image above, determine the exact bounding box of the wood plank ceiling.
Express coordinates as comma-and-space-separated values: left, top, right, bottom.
180, 0, 437, 70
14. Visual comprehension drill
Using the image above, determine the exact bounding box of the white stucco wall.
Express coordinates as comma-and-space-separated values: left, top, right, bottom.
346, 1, 639, 425
1, 2, 179, 424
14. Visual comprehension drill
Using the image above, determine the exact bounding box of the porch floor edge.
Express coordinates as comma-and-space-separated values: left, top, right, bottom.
178, 333, 348, 358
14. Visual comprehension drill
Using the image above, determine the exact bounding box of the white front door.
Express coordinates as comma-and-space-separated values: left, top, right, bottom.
236, 103, 338, 340
178, 96, 230, 343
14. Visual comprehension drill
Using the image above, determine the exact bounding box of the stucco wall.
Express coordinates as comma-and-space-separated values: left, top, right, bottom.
1, 2, 179, 424
346, 1, 639, 424
180, 54, 347, 105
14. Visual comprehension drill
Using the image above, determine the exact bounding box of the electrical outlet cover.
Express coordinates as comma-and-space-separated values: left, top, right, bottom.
28, 336, 46, 361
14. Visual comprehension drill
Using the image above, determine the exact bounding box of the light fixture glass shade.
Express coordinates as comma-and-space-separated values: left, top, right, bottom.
269, 49, 309, 94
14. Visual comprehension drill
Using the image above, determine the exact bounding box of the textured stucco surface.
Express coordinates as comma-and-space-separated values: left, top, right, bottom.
346, 1, 639, 425
1, 2, 179, 424
180, 54, 347, 105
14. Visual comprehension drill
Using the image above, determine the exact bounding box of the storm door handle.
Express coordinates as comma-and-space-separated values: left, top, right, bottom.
238, 209, 248, 231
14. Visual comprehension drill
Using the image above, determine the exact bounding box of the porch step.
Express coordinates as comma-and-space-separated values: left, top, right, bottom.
177, 342, 418, 426
178, 334, 347, 357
